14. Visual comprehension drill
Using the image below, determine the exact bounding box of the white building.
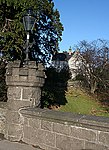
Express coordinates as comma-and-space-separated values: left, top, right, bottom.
51, 49, 83, 79
68, 50, 83, 79
51, 53, 68, 72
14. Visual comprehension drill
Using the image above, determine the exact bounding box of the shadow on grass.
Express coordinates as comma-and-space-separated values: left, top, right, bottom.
41, 67, 71, 108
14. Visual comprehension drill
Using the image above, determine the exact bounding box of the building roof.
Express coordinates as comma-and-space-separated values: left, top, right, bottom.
52, 50, 80, 62
63, 51, 74, 61
52, 53, 67, 61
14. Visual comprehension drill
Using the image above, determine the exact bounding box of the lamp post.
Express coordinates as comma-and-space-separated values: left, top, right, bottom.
23, 8, 36, 64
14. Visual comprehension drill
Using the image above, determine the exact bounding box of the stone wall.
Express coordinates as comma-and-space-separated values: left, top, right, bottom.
0, 100, 109, 150
6, 61, 45, 107
20, 108, 109, 150
5, 61, 45, 141
0, 102, 7, 135
0, 60, 109, 150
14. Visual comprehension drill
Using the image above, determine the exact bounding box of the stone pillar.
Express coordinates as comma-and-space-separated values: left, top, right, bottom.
5, 60, 45, 141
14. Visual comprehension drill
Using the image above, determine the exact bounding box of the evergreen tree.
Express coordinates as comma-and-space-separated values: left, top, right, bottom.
0, 0, 64, 64
0, 59, 7, 101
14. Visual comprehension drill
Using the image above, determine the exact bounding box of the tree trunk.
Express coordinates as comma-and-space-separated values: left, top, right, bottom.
90, 80, 97, 94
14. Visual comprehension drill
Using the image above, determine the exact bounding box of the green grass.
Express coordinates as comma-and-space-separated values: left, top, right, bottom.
59, 88, 109, 117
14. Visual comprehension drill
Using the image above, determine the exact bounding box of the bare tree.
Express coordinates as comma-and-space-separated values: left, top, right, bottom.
76, 39, 109, 94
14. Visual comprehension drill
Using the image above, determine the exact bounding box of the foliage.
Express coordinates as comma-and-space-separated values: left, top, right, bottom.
75, 39, 109, 95
74, 39, 109, 107
0, 60, 7, 102
0, 0, 63, 64
41, 67, 71, 108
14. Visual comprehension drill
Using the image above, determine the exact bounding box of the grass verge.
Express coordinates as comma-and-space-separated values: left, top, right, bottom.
59, 88, 109, 117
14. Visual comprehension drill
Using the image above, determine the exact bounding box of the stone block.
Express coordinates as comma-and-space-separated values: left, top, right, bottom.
28, 69, 36, 76
41, 120, 53, 131
19, 76, 28, 82
15, 87, 22, 100
0, 120, 5, 134
36, 71, 45, 78
53, 122, 70, 135
6, 123, 22, 141
56, 134, 84, 150
0, 105, 7, 116
31, 88, 41, 106
12, 68, 19, 75
6, 61, 13, 68
29, 118, 41, 129
28, 61, 37, 69
6, 68, 12, 76
79, 115, 109, 132
13, 60, 21, 67
19, 68, 28, 76
31, 88, 41, 99
70, 126, 97, 142
23, 126, 37, 145
38, 63, 44, 71
5, 75, 12, 83
28, 76, 36, 82
7, 87, 21, 100
6, 111, 20, 124
7, 87, 14, 100
24, 117, 29, 126
85, 141, 109, 150
7, 100, 32, 111
0, 107, 6, 134
12, 75, 19, 81
22, 88, 32, 100
37, 129, 55, 147
98, 131, 109, 147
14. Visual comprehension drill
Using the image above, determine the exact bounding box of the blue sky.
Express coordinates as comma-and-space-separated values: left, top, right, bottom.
54, 0, 109, 51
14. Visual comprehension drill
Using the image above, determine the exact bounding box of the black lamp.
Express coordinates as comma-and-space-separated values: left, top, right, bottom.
23, 8, 36, 32
23, 8, 36, 63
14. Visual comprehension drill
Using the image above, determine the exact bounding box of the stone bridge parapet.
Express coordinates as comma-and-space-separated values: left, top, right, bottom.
20, 108, 109, 150
0, 61, 109, 150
